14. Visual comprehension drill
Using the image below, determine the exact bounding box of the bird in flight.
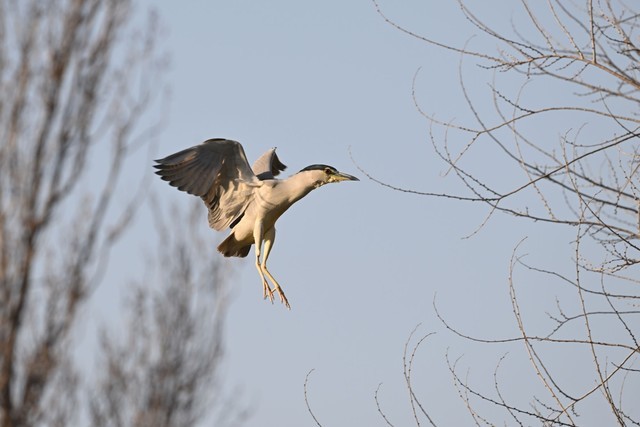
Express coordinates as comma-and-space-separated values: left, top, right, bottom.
154, 138, 358, 309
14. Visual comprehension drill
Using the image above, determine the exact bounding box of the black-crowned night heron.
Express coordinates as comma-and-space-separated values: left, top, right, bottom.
154, 138, 358, 309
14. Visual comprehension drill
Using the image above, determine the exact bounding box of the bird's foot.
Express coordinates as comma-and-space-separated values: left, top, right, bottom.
262, 281, 274, 304
274, 287, 290, 310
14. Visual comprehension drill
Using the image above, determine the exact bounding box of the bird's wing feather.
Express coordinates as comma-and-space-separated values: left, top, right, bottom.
251, 147, 287, 180
154, 138, 260, 230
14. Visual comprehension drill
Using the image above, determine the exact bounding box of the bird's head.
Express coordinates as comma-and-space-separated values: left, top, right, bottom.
298, 164, 359, 188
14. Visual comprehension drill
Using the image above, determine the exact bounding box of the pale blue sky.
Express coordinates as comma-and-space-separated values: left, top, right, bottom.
93, 1, 635, 425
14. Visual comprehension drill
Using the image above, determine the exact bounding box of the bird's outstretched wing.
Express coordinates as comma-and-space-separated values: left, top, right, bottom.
251, 147, 287, 180
154, 138, 259, 231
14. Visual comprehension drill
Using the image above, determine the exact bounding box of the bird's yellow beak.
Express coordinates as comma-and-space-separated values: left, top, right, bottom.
331, 171, 359, 182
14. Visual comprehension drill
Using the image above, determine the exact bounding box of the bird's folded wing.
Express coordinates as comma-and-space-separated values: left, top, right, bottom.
154, 138, 259, 230
251, 147, 287, 180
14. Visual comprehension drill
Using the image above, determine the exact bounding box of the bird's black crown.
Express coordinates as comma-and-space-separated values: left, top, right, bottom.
299, 164, 338, 174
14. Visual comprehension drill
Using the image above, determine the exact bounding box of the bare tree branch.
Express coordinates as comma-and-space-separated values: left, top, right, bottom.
0, 1, 234, 426
364, 1, 640, 424
304, 369, 324, 427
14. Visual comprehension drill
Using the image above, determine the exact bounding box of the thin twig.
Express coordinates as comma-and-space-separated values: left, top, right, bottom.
304, 369, 323, 427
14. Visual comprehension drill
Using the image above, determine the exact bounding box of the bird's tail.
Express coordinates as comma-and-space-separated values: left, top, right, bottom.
217, 234, 251, 258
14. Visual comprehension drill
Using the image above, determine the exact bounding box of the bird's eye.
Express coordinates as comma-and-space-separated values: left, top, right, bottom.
324, 168, 332, 175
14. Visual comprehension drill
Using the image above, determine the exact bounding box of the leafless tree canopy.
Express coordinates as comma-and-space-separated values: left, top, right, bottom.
90, 201, 236, 427
0, 1, 232, 426
362, 0, 640, 425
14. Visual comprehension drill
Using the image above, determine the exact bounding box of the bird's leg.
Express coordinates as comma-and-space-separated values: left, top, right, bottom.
262, 227, 290, 310
253, 223, 274, 303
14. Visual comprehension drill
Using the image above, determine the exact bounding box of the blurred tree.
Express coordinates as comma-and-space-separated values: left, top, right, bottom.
0, 1, 233, 426
363, 0, 640, 425
90, 201, 236, 427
